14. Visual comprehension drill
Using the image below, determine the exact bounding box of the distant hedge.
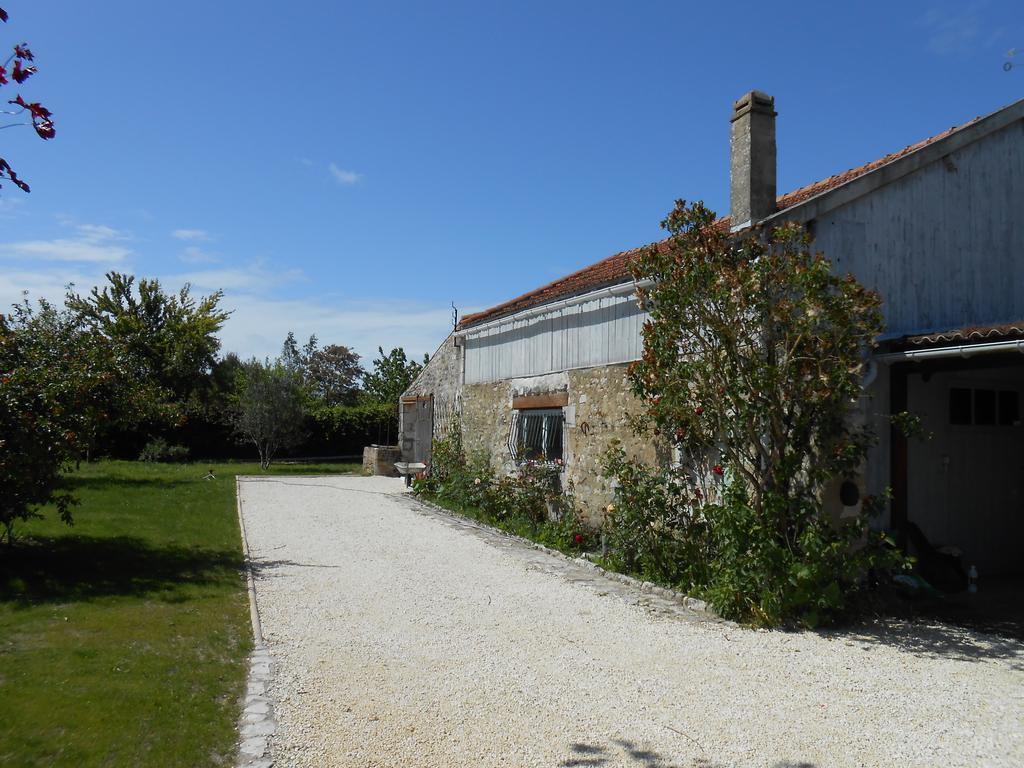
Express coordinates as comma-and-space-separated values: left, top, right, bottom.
308, 402, 398, 455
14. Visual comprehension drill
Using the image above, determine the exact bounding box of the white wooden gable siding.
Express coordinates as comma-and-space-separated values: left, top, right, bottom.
464, 289, 647, 384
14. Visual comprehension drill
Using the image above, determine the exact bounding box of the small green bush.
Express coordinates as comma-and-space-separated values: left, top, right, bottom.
414, 429, 594, 555
138, 438, 190, 463
602, 443, 904, 627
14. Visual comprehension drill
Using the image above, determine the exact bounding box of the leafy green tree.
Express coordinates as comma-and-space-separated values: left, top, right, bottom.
604, 200, 904, 626
0, 301, 118, 541
362, 346, 427, 405
66, 272, 230, 423
279, 332, 364, 406
306, 343, 363, 406
230, 359, 306, 469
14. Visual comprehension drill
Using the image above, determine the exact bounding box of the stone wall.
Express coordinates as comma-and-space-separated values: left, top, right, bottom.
460, 363, 665, 524
461, 379, 515, 473
400, 332, 462, 441
565, 365, 666, 523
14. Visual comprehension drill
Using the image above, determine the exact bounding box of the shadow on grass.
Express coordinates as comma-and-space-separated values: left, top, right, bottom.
559, 739, 815, 767
66, 474, 197, 492
0, 535, 241, 605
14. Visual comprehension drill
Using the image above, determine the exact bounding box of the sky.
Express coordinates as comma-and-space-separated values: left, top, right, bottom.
1, 0, 1021, 363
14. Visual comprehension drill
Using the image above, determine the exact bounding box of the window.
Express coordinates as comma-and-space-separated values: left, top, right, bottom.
948, 387, 1020, 426
509, 408, 564, 463
949, 387, 972, 424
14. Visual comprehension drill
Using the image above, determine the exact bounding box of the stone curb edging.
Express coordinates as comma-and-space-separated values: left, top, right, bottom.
406, 493, 715, 618
235, 477, 277, 768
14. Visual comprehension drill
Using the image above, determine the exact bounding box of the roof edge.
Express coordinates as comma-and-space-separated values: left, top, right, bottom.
763, 97, 1024, 226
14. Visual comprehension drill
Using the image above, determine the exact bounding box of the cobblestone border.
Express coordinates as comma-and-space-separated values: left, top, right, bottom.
404, 492, 721, 622
235, 477, 277, 768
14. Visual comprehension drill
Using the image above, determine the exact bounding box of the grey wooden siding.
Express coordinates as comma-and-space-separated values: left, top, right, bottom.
464, 292, 646, 384
812, 118, 1024, 338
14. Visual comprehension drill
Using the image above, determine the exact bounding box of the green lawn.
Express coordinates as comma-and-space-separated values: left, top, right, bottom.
0, 459, 360, 768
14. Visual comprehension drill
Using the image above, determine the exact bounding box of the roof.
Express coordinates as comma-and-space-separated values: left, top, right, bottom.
458, 113, 990, 330
899, 322, 1024, 349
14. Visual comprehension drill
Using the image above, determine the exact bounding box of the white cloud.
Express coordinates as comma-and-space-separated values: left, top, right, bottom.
172, 228, 211, 241
0, 265, 110, 310
920, 3, 988, 56
329, 163, 362, 185
0, 223, 132, 263
179, 245, 220, 265
165, 262, 305, 294
0, 253, 458, 366
76, 224, 128, 241
218, 294, 455, 363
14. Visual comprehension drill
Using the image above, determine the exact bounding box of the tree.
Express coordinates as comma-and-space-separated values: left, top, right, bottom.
0, 7, 56, 194
279, 332, 364, 406
230, 359, 306, 469
306, 344, 362, 406
362, 346, 427, 405
0, 301, 114, 542
66, 272, 230, 422
604, 200, 904, 626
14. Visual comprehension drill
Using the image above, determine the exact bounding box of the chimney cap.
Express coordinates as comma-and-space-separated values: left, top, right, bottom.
731, 90, 777, 122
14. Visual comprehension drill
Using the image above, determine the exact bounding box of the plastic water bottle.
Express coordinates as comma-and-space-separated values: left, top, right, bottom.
968, 565, 978, 594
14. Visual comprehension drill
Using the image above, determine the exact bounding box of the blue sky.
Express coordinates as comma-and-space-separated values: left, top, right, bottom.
1, 0, 1021, 362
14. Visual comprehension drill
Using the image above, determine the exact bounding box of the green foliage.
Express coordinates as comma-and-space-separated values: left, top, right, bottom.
606, 200, 907, 627
230, 359, 307, 469
312, 401, 395, 437
600, 444, 711, 590
413, 430, 594, 554
138, 437, 190, 463
0, 300, 124, 541
65, 271, 229, 427
362, 346, 427, 405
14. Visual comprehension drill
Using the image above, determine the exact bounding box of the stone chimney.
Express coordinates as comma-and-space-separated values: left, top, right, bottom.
730, 90, 777, 229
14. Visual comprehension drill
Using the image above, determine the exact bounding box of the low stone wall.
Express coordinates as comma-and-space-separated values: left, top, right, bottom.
362, 445, 401, 476
460, 363, 665, 524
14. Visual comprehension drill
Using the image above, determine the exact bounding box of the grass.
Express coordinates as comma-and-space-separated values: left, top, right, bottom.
0, 459, 360, 768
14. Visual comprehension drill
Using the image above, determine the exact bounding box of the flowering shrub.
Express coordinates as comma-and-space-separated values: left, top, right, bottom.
602, 201, 908, 627
413, 429, 592, 554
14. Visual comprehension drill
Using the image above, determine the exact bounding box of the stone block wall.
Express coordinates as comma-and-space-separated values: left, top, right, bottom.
460, 363, 665, 524
565, 365, 665, 523
400, 332, 462, 443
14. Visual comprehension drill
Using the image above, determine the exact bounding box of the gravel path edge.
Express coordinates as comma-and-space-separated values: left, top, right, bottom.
235, 476, 277, 768
405, 493, 716, 617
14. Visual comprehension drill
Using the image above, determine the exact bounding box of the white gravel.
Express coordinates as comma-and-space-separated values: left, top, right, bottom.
238, 475, 1024, 768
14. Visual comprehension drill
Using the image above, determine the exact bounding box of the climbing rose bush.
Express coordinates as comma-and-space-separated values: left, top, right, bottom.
414, 429, 594, 554
604, 200, 906, 627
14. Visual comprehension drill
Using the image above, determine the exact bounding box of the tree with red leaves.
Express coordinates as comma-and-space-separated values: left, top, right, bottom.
0, 6, 54, 194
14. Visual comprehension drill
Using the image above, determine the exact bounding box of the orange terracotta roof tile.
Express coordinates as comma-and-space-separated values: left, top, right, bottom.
902, 321, 1024, 347
458, 114, 986, 330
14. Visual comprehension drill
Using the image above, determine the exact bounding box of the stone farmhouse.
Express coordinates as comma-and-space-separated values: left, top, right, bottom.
401, 91, 1024, 577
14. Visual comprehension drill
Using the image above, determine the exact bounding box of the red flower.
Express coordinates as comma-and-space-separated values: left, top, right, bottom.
712, 464, 724, 476
573, 533, 584, 545
694, 406, 704, 415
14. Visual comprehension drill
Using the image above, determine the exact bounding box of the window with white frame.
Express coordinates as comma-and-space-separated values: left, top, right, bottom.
509, 408, 564, 463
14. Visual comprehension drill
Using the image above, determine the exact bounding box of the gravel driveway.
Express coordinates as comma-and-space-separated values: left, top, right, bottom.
237, 475, 1024, 768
